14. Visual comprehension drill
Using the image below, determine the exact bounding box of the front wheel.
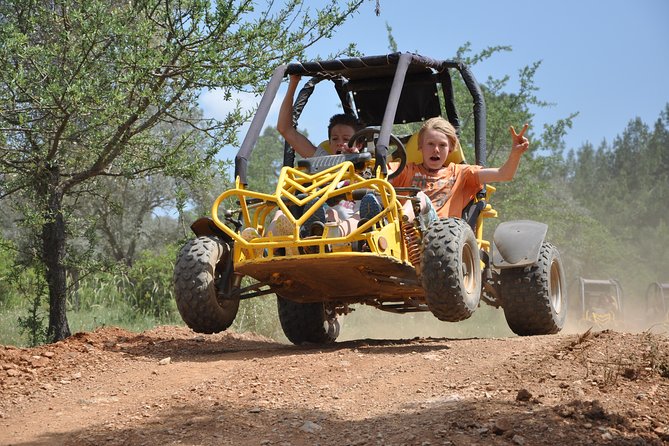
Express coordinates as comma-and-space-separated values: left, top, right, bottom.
173, 236, 240, 333
277, 296, 340, 345
500, 242, 566, 335
420, 218, 481, 322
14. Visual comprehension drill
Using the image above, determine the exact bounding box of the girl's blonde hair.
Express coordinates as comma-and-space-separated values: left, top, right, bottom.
417, 117, 458, 149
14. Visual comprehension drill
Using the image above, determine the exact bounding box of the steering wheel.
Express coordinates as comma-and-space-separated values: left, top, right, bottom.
348, 127, 406, 180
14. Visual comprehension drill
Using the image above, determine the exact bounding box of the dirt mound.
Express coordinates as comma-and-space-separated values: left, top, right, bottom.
1, 326, 668, 445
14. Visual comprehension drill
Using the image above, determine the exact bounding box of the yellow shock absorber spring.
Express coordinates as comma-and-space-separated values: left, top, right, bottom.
402, 220, 421, 268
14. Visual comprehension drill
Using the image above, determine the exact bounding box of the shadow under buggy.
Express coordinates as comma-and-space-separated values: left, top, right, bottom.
173, 53, 567, 344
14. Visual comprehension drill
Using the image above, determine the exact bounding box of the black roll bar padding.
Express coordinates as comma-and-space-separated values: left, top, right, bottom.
375, 144, 388, 176
333, 77, 356, 117
293, 76, 321, 125
286, 53, 396, 75
285, 76, 324, 168
234, 154, 248, 187
457, 62, 487, 167
439, 70, 461, 135
283, 140, 295, 169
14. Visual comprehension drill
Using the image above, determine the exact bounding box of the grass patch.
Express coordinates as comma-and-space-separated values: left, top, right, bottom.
0, 306, 29, 347
0, 302, 185, 348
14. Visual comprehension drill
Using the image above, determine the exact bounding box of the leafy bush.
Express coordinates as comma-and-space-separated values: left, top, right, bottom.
122, 245, 179, 321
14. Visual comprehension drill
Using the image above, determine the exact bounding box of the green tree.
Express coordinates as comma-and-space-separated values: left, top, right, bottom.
565, 104, 669, 292
0, 0, 368, 342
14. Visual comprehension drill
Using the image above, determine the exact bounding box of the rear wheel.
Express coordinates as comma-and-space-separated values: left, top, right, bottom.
500, 242, 566, 335
420, 218, 481, 322
173, 236, 240, 333
277, 296, 339, 345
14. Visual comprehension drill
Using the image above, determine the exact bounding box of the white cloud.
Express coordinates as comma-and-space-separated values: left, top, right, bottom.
199, 89, 261, 121
198, 86, 288, 126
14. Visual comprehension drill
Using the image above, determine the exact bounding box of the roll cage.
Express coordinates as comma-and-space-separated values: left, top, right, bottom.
234, 52, 487, 185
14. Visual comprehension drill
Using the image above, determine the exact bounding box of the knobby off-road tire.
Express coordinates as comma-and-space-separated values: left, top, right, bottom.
420, 218, 481, 322
277, 296, 340, 345
500, 242, 566, 336
173, 236, 240, 333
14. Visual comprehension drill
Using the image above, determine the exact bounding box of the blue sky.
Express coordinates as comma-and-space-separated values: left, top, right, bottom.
200, 0, 669, 161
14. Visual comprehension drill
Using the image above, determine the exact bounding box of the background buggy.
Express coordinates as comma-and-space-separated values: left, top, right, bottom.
572, 277, 624, 329
645, 282, 669, 327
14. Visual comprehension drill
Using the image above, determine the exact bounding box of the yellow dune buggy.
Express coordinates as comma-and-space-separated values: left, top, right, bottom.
173, 52, 567, 344
573, 277, 624, 330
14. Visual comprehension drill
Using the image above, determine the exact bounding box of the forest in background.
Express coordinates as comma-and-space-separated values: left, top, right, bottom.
1, 1, 667, 346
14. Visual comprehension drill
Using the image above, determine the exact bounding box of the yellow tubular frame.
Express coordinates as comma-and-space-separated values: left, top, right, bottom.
210, 161, 404, 265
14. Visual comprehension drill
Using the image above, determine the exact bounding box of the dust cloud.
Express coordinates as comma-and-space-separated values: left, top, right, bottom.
337, 305, 515, 341
335, 300, 668, 342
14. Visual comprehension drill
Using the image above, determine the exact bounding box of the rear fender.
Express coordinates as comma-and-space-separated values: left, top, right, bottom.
191, 217, 233, 242
492, 220, 547, 269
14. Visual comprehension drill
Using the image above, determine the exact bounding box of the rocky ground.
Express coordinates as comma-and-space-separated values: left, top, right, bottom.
1, 325, 668, 446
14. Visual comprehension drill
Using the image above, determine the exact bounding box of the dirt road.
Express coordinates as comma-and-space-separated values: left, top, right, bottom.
1, 325, 668, 446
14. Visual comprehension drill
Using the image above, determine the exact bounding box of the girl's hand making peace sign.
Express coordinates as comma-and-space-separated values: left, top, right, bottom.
509, 123, 530, 154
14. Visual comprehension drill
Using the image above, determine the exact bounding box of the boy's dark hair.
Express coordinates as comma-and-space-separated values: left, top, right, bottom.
328, 113, 365, 137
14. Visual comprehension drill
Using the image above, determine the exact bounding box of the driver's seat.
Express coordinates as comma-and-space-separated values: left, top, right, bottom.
404, 132, 467, 166
405, 130, 489, 232
317, 140, 335, 154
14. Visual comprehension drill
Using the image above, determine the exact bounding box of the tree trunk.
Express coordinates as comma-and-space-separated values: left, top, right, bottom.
42, 170, 71, 342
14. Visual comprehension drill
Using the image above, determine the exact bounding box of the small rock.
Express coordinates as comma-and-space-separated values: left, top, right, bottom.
493, 418, 512, 435
622, 367, 638, 380
512, 434, 525, 445
158, 357, 171, 365
30, 357, 50, 368
300, 421, 322, 434
516, 389, 532, 402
